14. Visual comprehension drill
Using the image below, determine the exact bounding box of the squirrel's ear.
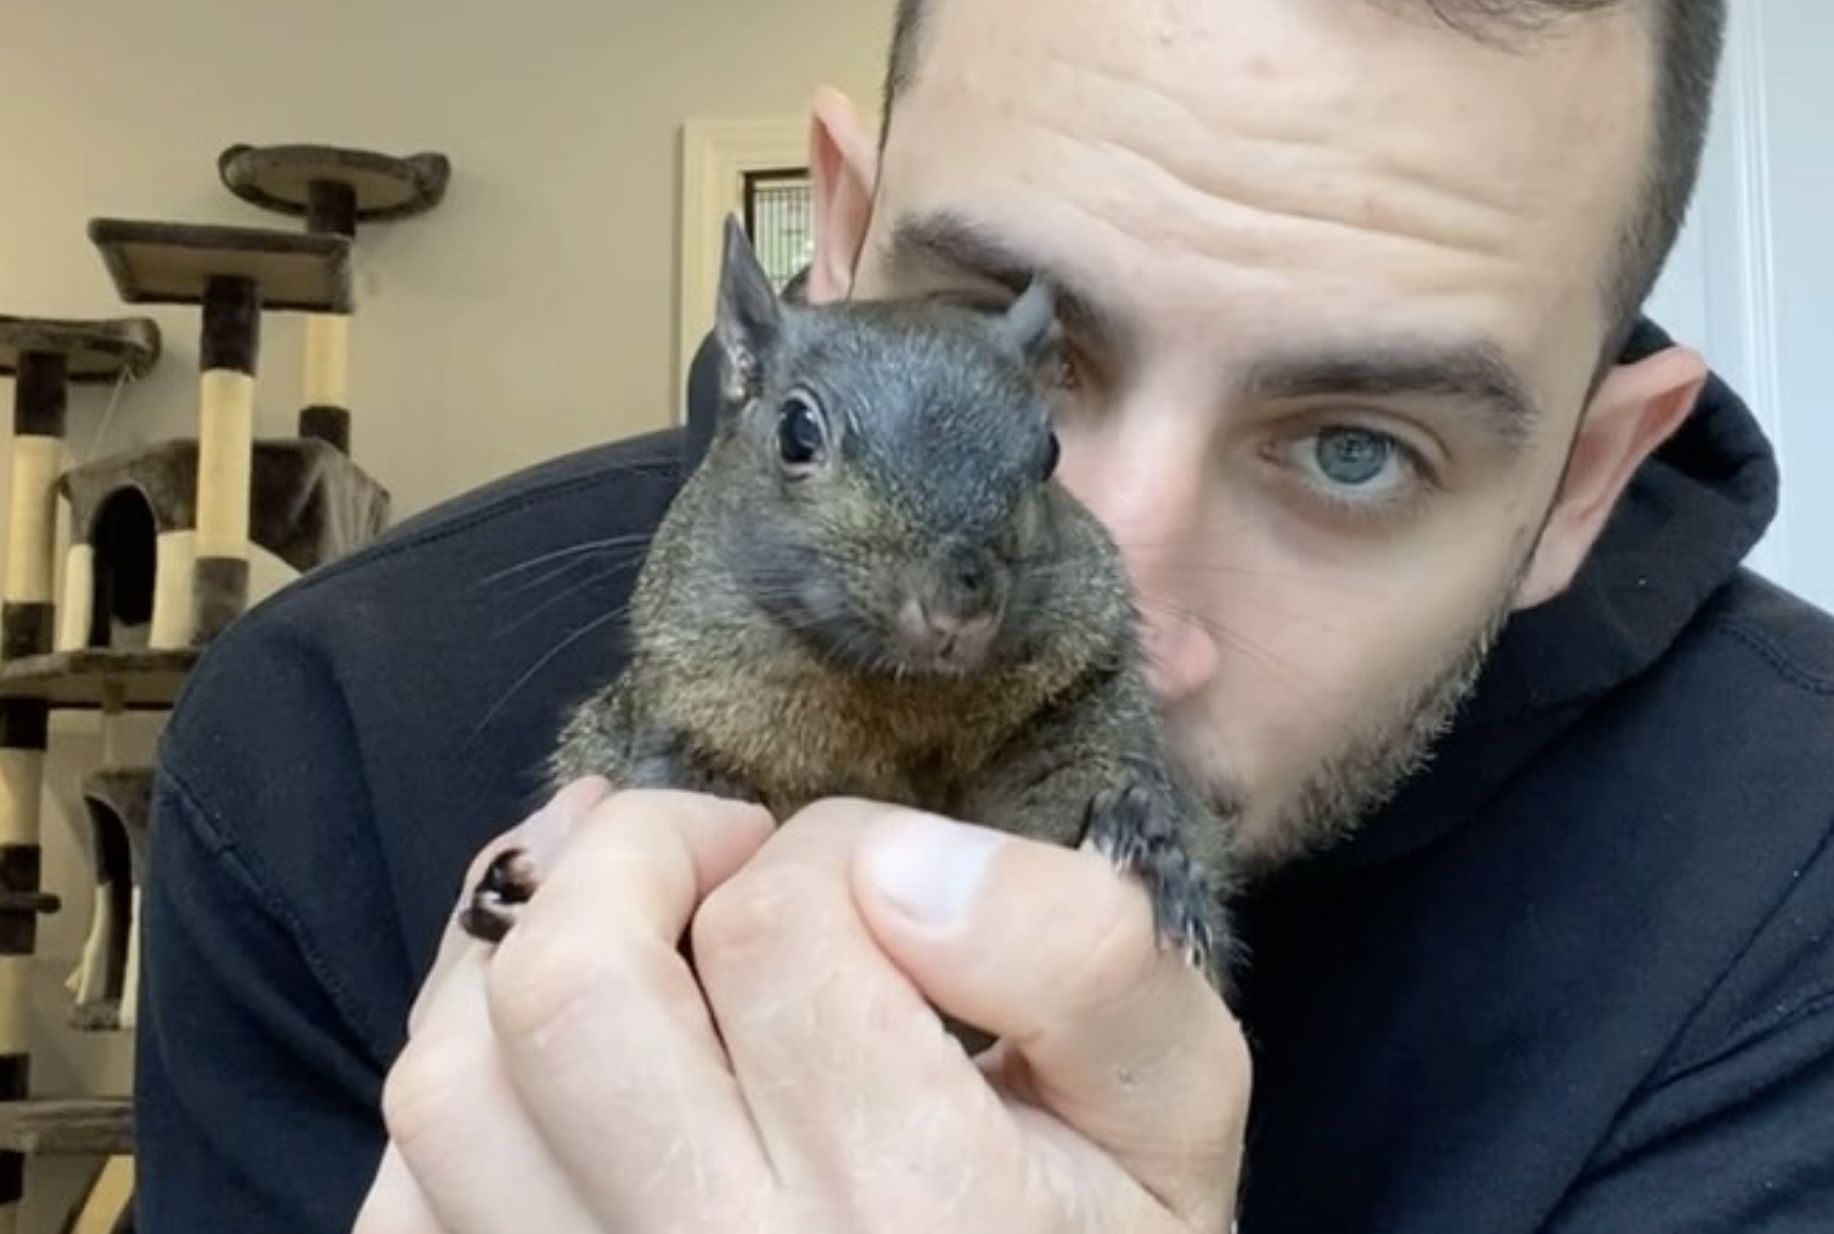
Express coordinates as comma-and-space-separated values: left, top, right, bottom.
997, 276, 1058, 364
714, 215, 782, 404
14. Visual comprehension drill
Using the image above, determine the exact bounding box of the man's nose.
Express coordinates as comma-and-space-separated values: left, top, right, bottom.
1064, 417, 1221, 707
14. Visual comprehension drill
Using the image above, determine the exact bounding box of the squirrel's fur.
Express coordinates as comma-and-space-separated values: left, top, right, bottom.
546, 219, 1235, 982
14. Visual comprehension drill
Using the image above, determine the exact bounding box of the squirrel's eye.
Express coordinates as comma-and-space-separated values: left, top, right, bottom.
777, 395, 827, 467
1040, 430, 1061, 482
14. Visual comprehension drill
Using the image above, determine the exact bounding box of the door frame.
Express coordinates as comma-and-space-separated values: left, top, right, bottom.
675, 117, 810, 417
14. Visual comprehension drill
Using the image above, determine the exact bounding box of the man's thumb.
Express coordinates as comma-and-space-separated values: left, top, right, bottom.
850, 810, 1248, 1230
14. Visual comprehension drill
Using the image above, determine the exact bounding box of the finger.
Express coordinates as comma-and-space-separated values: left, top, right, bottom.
852, 811, 1249, 1230
489, 789, 781, 1230
409, 776, 612, 1037
381, 946, 600, 1233
351, 1144, 449, 1234
690, 800, 1032, 1218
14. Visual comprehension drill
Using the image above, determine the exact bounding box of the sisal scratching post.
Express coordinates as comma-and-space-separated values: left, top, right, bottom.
194, 276, 260, 642
0, 700, 60, 1232
149, 529, 197, 651
0, 347, 66, 1226
3, 355, 65, 663
0, 700, 43, 1233
300, 179, 356, 453
219, 142, 452, 456
0, 316, 152, 1228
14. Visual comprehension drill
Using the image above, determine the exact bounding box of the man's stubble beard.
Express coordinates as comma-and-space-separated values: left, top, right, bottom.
1218, 358, 1595, 879
1210, 563, 1529, 882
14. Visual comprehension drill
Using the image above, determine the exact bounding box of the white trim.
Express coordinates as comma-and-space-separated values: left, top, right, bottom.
675, 117, 810, 417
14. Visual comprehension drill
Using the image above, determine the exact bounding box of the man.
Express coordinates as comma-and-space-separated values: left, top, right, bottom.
134, 0, 1834, 1230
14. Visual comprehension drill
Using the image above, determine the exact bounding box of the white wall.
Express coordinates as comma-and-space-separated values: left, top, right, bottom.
1645, 0, 1833, 612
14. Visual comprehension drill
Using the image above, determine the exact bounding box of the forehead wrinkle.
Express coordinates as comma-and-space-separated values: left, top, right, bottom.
904, 0, 1645, 294
933, 0, 1641, 206
1007, 69, 1526, 276
1035, 126, 1521, 285
1060, 52, 1528, 235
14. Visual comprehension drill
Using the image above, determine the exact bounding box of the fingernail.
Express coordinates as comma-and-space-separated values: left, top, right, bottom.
868, 815, 1003, 927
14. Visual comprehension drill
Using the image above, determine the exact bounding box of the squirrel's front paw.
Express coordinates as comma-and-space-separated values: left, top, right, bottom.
1082, 777, 1222, 980
457, 847, 542, 944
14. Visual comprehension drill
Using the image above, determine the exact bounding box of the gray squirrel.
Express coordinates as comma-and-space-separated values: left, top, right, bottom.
463, 218, 1235, 990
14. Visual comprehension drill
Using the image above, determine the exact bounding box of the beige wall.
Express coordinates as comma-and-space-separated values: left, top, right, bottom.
1, 0, 893, 519
0, 2, 892, 1224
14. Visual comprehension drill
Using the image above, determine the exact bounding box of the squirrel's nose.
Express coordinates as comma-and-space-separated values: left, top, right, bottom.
893, 547, 1004, 665
918, 602, 996, 641
940, 547, 997, 618
900, 600, 999, 669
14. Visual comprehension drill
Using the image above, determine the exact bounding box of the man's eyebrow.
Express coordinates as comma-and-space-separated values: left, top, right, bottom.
1239, 342, 1541, 447
886, 210, 1124, 346
890, 213, 1538, 444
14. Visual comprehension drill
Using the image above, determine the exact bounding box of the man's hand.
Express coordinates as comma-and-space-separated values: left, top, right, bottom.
353, 779, 1250, 1233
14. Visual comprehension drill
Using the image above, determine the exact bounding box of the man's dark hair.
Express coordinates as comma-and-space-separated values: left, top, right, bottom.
879, 0, 1727, 358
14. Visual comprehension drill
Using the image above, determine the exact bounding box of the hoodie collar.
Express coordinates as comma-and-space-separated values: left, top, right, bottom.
1461, 318, 1778, 726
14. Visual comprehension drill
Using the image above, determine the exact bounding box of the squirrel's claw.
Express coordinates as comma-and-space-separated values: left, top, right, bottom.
457, 846, 542, 944
1082, 780, 1223, 985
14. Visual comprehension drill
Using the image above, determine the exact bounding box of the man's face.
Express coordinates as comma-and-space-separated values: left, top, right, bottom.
816, 0, 1672, 871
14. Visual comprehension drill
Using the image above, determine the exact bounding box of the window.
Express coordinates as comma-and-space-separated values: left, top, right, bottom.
742, 168, 814, 295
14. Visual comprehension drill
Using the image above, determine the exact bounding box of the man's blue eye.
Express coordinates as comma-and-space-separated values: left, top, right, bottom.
1314, 428, 1394, 486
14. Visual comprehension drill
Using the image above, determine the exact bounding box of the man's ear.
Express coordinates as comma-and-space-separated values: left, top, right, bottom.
714, 215, 781, 406
807, 86, 878, 305
1514, 345, 1708, 610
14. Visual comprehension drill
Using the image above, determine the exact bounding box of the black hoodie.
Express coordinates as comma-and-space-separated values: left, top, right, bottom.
134, 320, 1834, 1232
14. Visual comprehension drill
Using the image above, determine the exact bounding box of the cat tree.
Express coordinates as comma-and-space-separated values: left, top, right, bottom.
218, 143, 450, 457
0, 140, 448, 1232
0, 316, 159, 1234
